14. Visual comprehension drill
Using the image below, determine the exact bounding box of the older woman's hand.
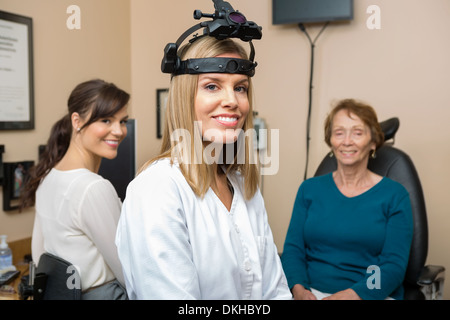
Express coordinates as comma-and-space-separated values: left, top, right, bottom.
292, 284, 318, 300
322, 288, 361, 300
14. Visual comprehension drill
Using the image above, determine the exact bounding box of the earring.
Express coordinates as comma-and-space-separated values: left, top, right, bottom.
77, 127, 81, 133
371, 150, 377, 159
328, 151, 334, 158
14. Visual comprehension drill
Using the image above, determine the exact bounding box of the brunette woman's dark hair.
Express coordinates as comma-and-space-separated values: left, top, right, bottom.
20, 79, 130, 210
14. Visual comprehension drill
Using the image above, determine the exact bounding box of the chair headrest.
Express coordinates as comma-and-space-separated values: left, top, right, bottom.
380, 117, 400, 141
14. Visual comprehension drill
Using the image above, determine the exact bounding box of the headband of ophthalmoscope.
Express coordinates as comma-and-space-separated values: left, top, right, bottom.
161, 0, 262, 77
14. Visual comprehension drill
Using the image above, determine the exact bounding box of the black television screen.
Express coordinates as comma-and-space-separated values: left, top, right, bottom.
273, 0, 353, 25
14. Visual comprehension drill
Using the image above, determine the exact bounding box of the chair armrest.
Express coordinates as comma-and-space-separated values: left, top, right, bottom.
417, 265, 445, 286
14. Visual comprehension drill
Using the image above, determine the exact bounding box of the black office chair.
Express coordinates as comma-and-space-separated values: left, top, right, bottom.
19, 252, 81, 300
314, 117, 445, 300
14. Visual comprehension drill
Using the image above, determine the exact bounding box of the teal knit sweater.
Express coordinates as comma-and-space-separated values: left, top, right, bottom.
281, 173, 413, 300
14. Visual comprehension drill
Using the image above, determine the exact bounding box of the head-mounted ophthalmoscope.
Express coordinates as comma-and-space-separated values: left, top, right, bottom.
161, 0, 263, 77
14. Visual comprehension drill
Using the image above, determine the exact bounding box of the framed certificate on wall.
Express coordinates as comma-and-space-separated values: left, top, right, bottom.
0, 10, 34, 130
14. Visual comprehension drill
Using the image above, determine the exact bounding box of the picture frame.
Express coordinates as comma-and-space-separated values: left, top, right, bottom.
2, 160, 34, 211
156, 88, 169, 139
0, 10, 35, 130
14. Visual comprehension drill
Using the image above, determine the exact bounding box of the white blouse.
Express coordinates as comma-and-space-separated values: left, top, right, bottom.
32, 168, 125, 290
116, 159, 292, 300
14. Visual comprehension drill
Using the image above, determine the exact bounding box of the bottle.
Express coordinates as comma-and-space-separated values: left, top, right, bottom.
0, 235, 13, 270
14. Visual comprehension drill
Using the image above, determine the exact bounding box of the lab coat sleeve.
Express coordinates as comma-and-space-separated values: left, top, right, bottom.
116, 165, 201, 299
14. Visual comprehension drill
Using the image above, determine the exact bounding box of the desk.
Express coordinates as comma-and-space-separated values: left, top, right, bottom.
0, 263, 29, 300
0, 237, 32, 300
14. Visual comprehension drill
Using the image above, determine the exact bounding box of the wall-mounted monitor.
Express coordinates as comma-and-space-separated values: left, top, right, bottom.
272, 0, 353, 25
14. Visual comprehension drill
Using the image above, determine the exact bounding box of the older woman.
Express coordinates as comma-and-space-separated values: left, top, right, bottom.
281, 99, 413, 300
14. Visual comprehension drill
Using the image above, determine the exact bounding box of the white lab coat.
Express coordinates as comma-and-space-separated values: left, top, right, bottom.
116, 159, 292, 300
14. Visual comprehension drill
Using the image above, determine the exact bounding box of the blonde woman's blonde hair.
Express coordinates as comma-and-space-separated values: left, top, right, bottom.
140, 36, 259, 200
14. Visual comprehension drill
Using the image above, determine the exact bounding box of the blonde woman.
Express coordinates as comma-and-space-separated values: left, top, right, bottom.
116, 36, 291, 300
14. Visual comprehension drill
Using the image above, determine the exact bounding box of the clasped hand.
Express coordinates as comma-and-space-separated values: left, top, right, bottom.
292, 284, 361, 300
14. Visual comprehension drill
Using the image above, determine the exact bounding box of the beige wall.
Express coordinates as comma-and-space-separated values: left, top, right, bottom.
0, 0, 131, 239
1, 0, 449, 298
132, 0, 450, 299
